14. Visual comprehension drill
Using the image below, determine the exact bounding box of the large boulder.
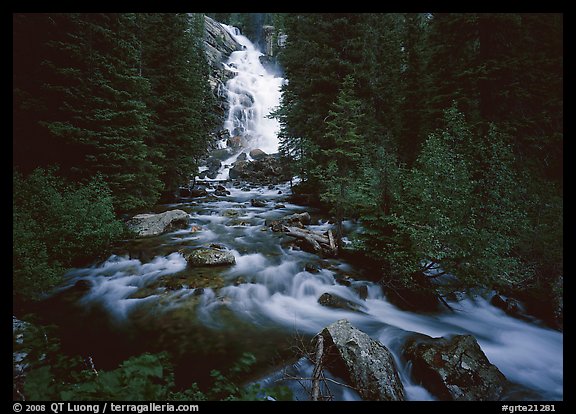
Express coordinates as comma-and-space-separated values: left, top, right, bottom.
227, 156, 291, 185
403, 334, 508, 401
249, 148, 268, 160
127, 210, 189, 237
229, 160, 248, 180
320, 319, 405, 401
227, 136, 247, 149
184, 248, 236, 267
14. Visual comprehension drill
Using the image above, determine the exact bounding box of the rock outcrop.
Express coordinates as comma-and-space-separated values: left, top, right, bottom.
183, 247, 236, 266
403, 334, 508, 401
203, 15, 242, 114
319, 319, 405, 401
249, 148, 268, 160
228, 155, 291, 184
127, 210, 189, 237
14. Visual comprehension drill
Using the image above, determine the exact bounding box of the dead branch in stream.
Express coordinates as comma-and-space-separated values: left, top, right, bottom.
311, 334, 323, 401
279, 331, 360, 401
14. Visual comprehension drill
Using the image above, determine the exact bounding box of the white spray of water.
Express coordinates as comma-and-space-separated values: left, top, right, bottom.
60, 184, 563, 400
221, 24, 283, 155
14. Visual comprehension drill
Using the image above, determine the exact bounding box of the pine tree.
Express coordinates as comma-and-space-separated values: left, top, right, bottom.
14, 13, 163, 212
319, 75, 366, 244
140, 13, 217, 197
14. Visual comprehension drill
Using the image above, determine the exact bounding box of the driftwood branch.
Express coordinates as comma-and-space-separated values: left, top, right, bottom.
283, 226, 338, 256
311, 335, 324, 401
328, 229, 337, 255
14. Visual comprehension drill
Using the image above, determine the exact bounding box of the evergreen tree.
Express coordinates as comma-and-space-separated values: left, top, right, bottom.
388, 107, 529, 289
319, 75, 366, 245
277, 13, 365, 181
140, 13, 217, 197
14, 13, 163, 212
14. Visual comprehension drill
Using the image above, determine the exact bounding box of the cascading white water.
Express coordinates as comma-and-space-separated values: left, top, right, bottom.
220, 24, 283, 155
60, 183, 563, 401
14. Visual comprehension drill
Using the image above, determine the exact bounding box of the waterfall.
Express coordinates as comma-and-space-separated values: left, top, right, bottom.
220, 24, 283, 155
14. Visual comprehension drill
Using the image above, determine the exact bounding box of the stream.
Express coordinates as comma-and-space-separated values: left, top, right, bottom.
42, 22, 563, 401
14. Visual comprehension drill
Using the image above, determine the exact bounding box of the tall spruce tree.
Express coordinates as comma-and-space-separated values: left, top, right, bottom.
14, 13, 163, 212
140, 13, 217, 197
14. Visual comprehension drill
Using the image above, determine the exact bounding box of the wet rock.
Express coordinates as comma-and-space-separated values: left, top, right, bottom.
227, 135, 246, 148
304, 263, 321, 273
250, 199, 267, 207
222, 209, 241, 218
490, 294, 524, 317
189, 188, 209, 198
193, 288, 205, 296
335, 275, 354, 287
274, 204, 286, 209
209, 149, 233, 161
127, 210, 189, 237
234, 277, 246, 286
353, 285, 369, 300
403, 334, 508, 401
249, 148, 268, 160
229, 160, 248, 179
227, 156, 291, 185
266, 211, 311, 232
236, 152, 247, 161
184, 248, 236, 267
320, 319, 405, 401
214, 185, 230, 197
318, 293, 363, 312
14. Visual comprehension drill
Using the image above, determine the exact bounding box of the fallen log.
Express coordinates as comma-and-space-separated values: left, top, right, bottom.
283, 226, 330, 244
283, 226, 338, 257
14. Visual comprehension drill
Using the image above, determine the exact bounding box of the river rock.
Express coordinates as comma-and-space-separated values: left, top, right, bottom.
266, 211, 311, 232
490, 294, 523, 317
318, 293, 363, 312
236, 152, 247, 161
184, 248, 236, 267
403, 334, 508, 401
127, 210, 189, 237
214, 185, 230, 197
320, 319, 405, 401
229, 160, 248, 179
250, 198, 267, 207
190, 188, 209, 198
227, 135, 246, 148
249, 148, 268, 160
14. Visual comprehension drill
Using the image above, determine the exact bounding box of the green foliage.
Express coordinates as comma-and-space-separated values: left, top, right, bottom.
385, 107, 531, 289
13, 168, 124, 300
13, 13, 217, 211
17, 322, 291, 401
140, 13, 218, 197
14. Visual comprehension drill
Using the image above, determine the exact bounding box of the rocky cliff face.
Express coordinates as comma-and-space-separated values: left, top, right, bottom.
203, 16, 242, 117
